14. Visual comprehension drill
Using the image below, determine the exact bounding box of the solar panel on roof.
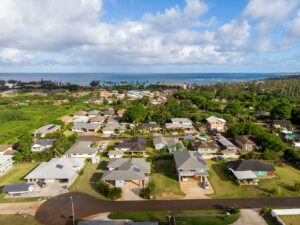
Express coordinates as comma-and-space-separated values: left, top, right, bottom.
47, 125, 56, 130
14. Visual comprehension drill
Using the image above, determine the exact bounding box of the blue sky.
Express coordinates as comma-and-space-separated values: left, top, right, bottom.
0, 0, 300, 73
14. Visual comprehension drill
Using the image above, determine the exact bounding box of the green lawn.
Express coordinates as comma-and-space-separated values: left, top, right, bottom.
0, 96, 87, 144
0, 162, 44, 203
69, 161, 108, 200
207, 160, 300, 198
280, 215, 300, 225
0, 214, 42, 225
175, 216, 238, 225
150, 159, 185, 199
108, 210, 228, 225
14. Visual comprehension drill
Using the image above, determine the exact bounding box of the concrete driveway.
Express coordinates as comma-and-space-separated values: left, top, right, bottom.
232, 209, 268, 225
118, 182, 144, 201
180, 178, 214, 199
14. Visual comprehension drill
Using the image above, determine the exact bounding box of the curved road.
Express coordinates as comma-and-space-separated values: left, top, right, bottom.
36, 192, 300, 225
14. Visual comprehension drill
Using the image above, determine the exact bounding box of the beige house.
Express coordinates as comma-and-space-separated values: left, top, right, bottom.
206, 116, 226, 132
235, 135, 257, 151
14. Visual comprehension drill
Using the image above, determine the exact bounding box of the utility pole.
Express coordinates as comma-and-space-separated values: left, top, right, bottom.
70, 196, 75, 225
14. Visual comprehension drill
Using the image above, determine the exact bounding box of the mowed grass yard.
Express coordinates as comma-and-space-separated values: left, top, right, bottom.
150, 159, 185, 199
108, 209, 233, 225
69, 161, 109, 200
175, 216, 238, 225
207, 160, 300, 198
0, 214, 42, 225
0, 162, 42, 203
280, 215, 300, 225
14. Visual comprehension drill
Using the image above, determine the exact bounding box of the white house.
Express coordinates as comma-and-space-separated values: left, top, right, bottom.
32, 124, 61, 137
0, 155, 14, 176
31, 139, 56, 152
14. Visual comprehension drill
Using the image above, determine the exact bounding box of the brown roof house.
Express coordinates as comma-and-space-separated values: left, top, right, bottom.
235, 135, 257, 151
192, 141, 219, 155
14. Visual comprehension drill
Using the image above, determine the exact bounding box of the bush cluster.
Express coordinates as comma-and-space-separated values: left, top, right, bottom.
97, 181, 122, 200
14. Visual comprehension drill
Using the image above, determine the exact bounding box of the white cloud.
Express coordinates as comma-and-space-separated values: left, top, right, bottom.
0, 48, 32, 63
244, 0, 299, 21
288, 11, 300, 38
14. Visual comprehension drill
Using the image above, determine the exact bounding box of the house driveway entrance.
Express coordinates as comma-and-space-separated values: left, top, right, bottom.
118, 182, 143, 201
180, 178, 214, 199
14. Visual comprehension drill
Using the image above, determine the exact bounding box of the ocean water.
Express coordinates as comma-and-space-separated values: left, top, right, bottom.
0, 73, 286, 86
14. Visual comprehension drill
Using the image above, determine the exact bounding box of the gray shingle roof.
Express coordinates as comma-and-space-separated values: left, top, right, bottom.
66, 141, 98, 155
34, 139, 56, 147
173, 151, 207, 170
227, 160, 275, 172
115, 137, 146, 153
107, 158, 150, 173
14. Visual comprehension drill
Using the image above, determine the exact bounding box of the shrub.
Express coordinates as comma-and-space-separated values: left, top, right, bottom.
108, 187, 122, 200
97, 181, 110, 196
228, 205, 240, 214
140, 181, 155, 199
293, 182, 300, 192
261, 206, 271, 215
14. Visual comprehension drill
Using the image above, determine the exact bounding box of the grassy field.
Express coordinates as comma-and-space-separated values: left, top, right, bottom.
150, 159, 185, 199
0, 214, 42, 225
0, 162, 43, 203
175, 216, 238, 225
69, 161, 108, 200
207, 160, 300, 198
279, 215, 300, 225
0, 96, 87, 144
108, 210, 237, 225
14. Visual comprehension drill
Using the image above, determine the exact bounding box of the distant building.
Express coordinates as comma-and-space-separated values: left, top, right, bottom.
114, 137, 147, 155
72, 123, 101, 133
235, 135, 257, 151
73, 110, 87, 118
73, 116, 90, 124
87, 110, 100, 118
153, 136, 184, 153
31, 139, 56, 152
206, 116, 226, 132
102, 122, 126, 135
32, 124, 61, 137
272, 120, 293, 130
166, 118, 196, 133
192, 141, 219, 155
65, 141, 98, 158
102, 109, 115, 117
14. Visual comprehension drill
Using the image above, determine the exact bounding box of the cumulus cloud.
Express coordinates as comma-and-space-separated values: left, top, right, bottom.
0, 48, 32, 64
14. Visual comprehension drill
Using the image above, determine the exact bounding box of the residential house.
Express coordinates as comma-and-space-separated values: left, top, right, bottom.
166, 118, 196, 133
2, 184, 34, 196
272, 120, 293, 130
87, 110, 100, 118
217, 136, 238, 155
24, 158, 85, 186
100, 90, 113, 99
32, 124, 61, 137
0, 155, 14, 176
235, 135, 257, 151
31, 139, 56, 152
206, 116, 227, 132
102, 122, 126, 135
101, 158, 151, 187
90, 115, 106, 124
108, 150, 124, 159
192, 141, 219, 155
72, 123, 101, 133
139, 122, 161, 133
102, 109, 115, 117
173, 151, 208, 182
73, 116, 90, 124
65, 141, 98, 158
73, 110, 87, 118
227, 160, 275, 185
114, 137, 147, 155
153, 136, 184, 153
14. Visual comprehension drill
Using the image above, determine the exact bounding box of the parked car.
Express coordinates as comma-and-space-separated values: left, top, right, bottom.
202, 181, 209, 189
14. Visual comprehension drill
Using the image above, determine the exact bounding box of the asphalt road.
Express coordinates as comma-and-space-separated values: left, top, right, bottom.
35, 192, 300, 225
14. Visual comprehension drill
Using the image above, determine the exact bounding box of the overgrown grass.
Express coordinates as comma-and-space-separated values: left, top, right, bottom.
150, 159, 185, 199
207, 160, 300, 198
279, 215, 300, 225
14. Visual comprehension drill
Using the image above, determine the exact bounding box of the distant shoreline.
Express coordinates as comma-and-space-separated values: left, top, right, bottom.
0, 72, 299, 86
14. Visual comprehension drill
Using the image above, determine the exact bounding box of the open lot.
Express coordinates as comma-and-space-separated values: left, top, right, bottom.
150, 159, 185, 199
207, 160, 300, 198
279, 215, 300, 225
0, 96, 87, 144
0, 214, 42, 225
69, 161, 108, 200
